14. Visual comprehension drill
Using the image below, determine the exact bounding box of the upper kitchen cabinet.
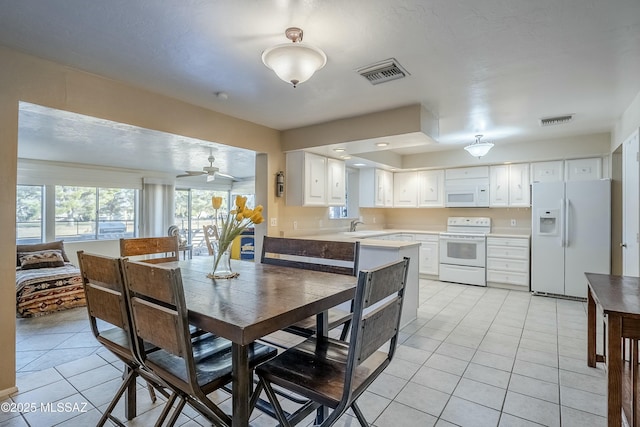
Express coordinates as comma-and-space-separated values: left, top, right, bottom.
565, 158, 602, 181
393, 171, 419, 207
326, 158, 346, 206
531, 158, 602, 183
360, 168, 393, 207
489, 164, 530, 207
286, 151, 345, 206
418, 170, 445, 207
531, 161, 564, 183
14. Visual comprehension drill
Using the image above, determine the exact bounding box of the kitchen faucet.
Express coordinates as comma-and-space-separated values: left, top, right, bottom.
349, 219, 364, 232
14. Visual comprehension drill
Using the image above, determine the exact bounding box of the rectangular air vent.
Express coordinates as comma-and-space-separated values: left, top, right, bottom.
539, 114, 574, 127
356, 58, 410, 85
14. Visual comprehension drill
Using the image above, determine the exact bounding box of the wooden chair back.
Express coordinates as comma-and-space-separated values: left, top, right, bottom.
77, 251, 132, 355
203, 225, 218, 256
119, 236, 179, 264
344, 257, 409, 394
261, 236, 360, 276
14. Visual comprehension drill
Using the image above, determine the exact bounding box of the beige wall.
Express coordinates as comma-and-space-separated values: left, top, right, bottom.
0, 46, 283, 396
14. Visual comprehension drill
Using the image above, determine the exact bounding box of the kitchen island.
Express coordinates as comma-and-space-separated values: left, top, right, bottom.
294, 232, 420, 328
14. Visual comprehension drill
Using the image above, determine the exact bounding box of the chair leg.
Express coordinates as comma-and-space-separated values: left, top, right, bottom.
97, 369, 136, 427
154, 393, 179, 427
165, 396, 187, 427
260, 378, 293, 427
350, 402, 369, 427
339, 320, 351, 341
147, 381, 157, 403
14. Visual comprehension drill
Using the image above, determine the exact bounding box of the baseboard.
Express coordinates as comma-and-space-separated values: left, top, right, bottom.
0, 386, 18, 400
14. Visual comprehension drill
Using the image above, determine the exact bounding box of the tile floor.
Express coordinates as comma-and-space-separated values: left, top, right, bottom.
4, 278, 608, 426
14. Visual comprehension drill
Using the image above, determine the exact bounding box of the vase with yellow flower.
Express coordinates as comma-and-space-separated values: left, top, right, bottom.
208, 195, 264, 279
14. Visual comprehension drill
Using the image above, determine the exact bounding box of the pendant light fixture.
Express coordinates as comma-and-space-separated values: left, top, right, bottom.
262, 27, 327, 88
464, 134, 494, 158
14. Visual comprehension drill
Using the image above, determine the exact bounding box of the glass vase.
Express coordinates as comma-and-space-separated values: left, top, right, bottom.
211, 245, 234, 279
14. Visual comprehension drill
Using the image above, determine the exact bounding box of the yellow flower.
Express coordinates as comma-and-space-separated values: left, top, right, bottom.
254, 204, 263, 213
211, 196, 223, 210
250, 211, 263, 223
235, 195, 247, 211
242, 208, 254, 219
236, 212, 244, 221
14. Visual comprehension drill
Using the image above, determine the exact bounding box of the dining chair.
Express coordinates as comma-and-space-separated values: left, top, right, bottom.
203, 224, 218, 256
252, 257, 410, 427
119, 236, 179, 264
76, 251, 171, 427
121, 258, 278, 426
261, 236, 360, 341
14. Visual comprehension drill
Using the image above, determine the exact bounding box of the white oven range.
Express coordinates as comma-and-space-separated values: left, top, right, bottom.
439, 217, 491, 286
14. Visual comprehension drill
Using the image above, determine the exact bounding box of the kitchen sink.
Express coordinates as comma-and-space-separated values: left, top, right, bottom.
341, 230, 386, 237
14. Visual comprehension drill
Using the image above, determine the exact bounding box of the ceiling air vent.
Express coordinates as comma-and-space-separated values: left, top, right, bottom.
356, 58, 410, 85
539, 114, 574, 127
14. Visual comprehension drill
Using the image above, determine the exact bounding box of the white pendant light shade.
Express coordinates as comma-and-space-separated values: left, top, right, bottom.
464, 134, 494, 158
262, 27, 327, 88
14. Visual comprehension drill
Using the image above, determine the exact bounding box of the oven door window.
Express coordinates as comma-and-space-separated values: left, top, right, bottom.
446, 241, 478, 260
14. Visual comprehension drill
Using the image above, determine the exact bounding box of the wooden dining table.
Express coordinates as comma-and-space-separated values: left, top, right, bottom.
161, 256, 358, 427
586, 273, 640, 427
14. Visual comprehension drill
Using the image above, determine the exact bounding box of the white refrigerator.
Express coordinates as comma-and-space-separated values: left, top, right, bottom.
531, 180, 611, 298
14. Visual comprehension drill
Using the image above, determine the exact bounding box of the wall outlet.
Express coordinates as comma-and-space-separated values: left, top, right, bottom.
510, 219, 517, 227
270, 218, 277, 227
293, 221, 298, 230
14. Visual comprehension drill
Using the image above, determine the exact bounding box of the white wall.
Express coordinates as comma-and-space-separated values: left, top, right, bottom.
613, 89, 640, 150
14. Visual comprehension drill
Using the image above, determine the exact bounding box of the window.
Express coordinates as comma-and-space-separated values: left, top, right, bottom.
54, 186, 136, 241
16, 185, 43, 245
175, 188, 230, 256
16, 184, 138, 243
329, 168, 359, 219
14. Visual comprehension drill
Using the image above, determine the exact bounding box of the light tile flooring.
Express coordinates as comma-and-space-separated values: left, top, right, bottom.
4, 279, 608, 426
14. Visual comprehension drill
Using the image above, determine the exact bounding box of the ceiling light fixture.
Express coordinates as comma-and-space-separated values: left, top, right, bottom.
464, 134, 494, 158
375, 142, 389, 147
333, 148, 346, 152
261, 27, 327, 88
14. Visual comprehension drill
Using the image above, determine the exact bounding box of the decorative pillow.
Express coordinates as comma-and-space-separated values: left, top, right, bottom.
18, 250, 66, 270
16, 240, 69, 266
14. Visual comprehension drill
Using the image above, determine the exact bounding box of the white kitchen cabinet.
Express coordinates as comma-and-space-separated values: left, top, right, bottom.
486, 236, 530, 288
489, 164, 530, 207
531, 161, 564, 183
326, 158, 346, 206
393, 171, 419, 207
415, 233, 439, 275
359, 168, 393, 207
418, 170, 445, 207
489, 165, 509, 207
286, 151, 329, 206
565, 158, 602, 181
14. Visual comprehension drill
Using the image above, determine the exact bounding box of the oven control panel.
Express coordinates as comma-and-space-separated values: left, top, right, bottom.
447, 217, 491, 227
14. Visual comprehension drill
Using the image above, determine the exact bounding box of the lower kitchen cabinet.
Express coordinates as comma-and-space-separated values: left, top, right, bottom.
486, 237, 530, 288
415, 233, 439, 276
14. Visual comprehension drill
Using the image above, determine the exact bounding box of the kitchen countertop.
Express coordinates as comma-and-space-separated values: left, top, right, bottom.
297, 228, 530, 247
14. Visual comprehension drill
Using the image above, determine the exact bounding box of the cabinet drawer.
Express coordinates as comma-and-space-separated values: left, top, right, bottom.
486, 246, 529, 259
414, 233, 439, 242
487, 270, 529, 287
487, 258, 529, 273
487, 237, 529, 248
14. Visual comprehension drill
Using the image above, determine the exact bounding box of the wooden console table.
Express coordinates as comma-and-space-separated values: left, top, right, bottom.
586, 273, 640, 427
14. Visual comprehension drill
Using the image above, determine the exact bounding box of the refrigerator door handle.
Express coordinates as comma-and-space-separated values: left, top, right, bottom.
560, 198, 566, 247
564, 198, 570, 247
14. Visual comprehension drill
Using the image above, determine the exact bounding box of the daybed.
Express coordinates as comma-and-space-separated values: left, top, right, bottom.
16, 241, 85, 318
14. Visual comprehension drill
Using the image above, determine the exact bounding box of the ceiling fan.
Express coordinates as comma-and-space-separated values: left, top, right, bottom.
176, 152, 236, 182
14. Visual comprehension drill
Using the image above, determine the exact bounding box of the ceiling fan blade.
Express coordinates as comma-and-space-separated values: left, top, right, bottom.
177, 170, 206, 178
215, 172, 237, 181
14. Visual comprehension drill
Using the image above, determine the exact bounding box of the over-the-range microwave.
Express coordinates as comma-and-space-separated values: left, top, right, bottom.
444, 178, 490, 207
